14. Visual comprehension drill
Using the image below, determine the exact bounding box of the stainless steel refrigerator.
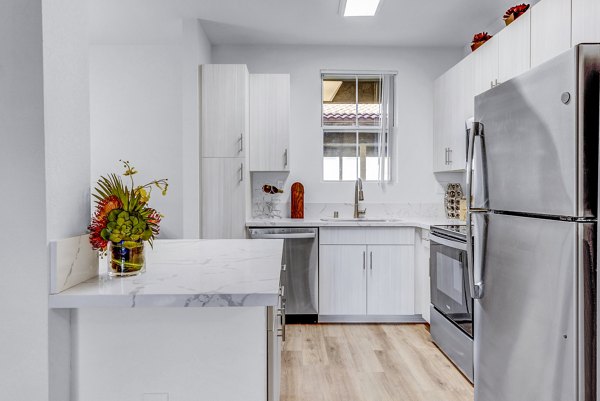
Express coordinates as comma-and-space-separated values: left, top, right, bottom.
468, 44, 599, 401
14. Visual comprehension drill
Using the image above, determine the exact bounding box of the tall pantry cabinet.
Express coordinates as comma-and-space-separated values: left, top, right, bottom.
200, 64, 250, 239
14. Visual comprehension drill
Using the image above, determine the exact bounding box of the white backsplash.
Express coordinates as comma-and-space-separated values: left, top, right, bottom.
303, 202, 446, 220
252, 199, 445, 220
251, 172, 448, 220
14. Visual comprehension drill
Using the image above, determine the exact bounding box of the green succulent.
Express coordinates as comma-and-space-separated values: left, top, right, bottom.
91, 160, 168, 251
100, 209, 153, 247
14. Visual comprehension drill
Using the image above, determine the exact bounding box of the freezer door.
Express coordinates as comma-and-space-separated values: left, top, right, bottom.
474, 45, 600, 218
474, 213, 595, 401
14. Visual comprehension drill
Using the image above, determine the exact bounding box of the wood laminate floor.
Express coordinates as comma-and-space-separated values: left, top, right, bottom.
281, 324, 474, 401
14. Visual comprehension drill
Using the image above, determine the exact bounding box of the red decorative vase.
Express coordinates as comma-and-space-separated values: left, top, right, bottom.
291, 182, 304, 219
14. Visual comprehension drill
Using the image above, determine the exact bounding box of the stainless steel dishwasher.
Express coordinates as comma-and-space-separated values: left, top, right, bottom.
249, 227, 318, 323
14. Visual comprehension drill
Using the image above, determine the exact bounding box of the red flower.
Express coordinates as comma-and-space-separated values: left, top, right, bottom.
472, 32, 493, 43
94, 195, 122, 222
88, 195, 122, 251
504, 4, 530, 20
147, 209, 162, 237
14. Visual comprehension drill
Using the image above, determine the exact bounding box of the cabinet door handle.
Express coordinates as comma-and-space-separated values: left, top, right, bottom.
238, 133, 244, 153
448, 148, 452, 164
444, 148, 447, 165
363, 251, 366, 270
284, 148, 288, 168
277, 304, 286, 341
370, 251, 373, 270
239, 163, 244, 183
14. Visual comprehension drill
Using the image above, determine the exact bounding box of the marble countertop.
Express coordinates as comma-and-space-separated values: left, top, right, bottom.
246, 217, 464, 230
49, 239, 284, 309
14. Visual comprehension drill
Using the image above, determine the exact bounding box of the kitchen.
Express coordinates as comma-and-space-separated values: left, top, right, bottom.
2, 0, 600, 400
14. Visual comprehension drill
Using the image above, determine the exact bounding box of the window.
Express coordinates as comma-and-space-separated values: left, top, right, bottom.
322, 72, 395, 182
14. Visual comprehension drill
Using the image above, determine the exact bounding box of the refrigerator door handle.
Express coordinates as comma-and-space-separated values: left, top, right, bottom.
468, 211, 487, 299
466, 121, 485, 211
467, 121, 486, 299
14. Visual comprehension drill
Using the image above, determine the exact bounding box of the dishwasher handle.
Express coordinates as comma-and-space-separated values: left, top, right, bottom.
250, 232, 316, 240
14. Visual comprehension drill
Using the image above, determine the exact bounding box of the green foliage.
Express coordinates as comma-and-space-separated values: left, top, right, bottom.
101, 209, 152, 244
91, 160, 168, 247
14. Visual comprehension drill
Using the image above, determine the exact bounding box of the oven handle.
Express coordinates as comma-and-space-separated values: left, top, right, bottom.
430, 234, 467, 251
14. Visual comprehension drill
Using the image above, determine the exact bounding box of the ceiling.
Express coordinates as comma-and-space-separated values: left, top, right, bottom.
89, 0, 539, 47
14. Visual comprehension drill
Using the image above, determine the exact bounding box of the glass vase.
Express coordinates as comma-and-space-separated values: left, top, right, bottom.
108, 240, 146, 277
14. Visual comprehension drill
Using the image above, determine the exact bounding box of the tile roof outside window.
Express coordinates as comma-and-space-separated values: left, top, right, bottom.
322, 103, 381, 125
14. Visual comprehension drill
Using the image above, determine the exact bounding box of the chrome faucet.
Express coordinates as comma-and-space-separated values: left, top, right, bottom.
354, 178, 366, 218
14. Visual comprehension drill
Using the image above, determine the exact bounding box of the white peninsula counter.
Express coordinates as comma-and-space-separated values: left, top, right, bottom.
50, 239, 283, 308
50, 238, 284, 401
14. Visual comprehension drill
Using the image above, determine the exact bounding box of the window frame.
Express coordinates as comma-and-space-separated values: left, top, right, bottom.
320, 70, 396, 183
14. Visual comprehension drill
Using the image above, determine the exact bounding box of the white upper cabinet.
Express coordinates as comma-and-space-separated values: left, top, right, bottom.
451, 55, 474, 170
433, 55, 473, 172
433, 73, 450, 173
473, 36, 499, 96
201, 64, 249, 158
531, 0, 572, 68
249, 74, 290, 171
498, 10, 532, 83
199, 64, 250, 240
572, 0, 600, 45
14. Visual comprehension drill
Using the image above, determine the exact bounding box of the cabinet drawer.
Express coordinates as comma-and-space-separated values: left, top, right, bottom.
320, 227, 414, 245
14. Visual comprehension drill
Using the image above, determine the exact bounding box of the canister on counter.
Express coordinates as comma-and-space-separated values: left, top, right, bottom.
459, 197, 467, 221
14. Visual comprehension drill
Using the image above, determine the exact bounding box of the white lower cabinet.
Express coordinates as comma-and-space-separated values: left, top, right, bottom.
414, 229, 431, 323
366, 245, 414, 315
201, 157, 247, 239
319, 245, 367, 315
319, 227, 416, 320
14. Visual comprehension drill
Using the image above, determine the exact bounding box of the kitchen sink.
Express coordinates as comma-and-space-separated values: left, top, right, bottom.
320, 217, 402, 222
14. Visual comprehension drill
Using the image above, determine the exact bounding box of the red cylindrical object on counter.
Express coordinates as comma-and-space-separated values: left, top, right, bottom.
291, 182, 304, 219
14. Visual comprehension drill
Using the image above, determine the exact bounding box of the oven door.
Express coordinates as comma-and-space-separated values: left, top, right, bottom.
430, 233, 473, 337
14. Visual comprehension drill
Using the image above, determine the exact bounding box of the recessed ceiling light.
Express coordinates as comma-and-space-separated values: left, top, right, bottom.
341, 0, 382, 17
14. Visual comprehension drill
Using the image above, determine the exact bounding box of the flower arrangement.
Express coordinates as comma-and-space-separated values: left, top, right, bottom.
503, 4, 530, 26
471, 32, 493, 52
88, 161, 168, 276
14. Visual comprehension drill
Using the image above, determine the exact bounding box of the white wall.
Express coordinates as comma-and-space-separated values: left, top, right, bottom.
43, 0, 91, 241
90, 43, 183, 238
213, 45, 462, 205
43, 1, 93, 399
73, 307, 267, 401
1, 0, 92, 399
0, 2, 48, 399
90, 19, 212, 239
182, 20, 212, 238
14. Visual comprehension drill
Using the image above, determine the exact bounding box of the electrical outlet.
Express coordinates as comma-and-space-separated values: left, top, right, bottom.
143, 394, 169, 401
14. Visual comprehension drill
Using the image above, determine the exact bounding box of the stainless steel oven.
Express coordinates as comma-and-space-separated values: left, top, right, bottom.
429, 225, 473, 382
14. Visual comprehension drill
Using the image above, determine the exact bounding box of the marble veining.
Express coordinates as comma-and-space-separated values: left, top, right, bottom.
50, 234, 99, 294
246, 216, 462, 230
49, 239, 283, 309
